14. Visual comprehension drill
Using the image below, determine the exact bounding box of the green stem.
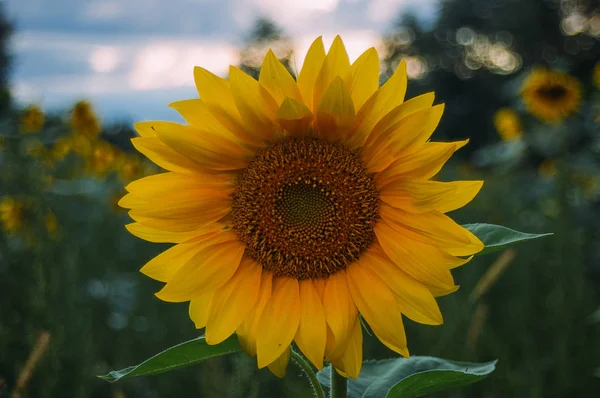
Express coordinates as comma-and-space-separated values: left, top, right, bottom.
290, 350, 326, 398
330, 366, 348, 398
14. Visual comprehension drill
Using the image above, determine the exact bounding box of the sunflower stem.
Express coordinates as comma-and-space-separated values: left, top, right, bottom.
330, 366, 348, 398
290, 349, 326, 398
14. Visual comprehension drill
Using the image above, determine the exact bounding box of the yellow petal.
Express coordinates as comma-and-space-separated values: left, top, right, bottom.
347, 261, 409, 357
362, 247, 443, 325
375, 221, 456, 290
187, 73, 267, 148
361, 103, 443, 173
229, 66, 281, 142
313, 35, 351, 114
379, 204, 483, 257
316, 76, 355, 142
124, 172, 233, 197
376, 140, 469, 187
267, 346, 291, 378
259, 50, 302, 104
380, 179, 483, 213
237, 272, 273, 357
294, 280, 327, 370
348, 47, 380, 111
168, 99, 236, 138
155, 236, 244, 302
134, 122, 158, 137
328, 320, 363, 379
430, 285, 460, 298
132, 137, 203, 176
348, 60, 408, 149
205, 258, 262, 345
127, 194, 231, 233
256, 277, 301, 368
276, 97, 313, 138
140, 231, 228, 282
194, 66, 238, 117
323, 270, 358, 357
140, 121, 251, 171
297, 37, 326, 111
168, 99, 261, 150
125, 222, 214, 244
189, 290, 215, 329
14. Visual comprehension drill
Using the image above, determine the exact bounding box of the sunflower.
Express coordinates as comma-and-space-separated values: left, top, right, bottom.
20, 105, 45, 134
86, 140, 118, 178
120, 36, 484, 378
521, 67, 582, 124
116, 153, 147, 183
0, 197, 24, 235
71, 101, 101, 139
493, 108, 522, 141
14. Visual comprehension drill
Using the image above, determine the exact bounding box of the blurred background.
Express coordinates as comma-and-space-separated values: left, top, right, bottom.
1, 0, 599, 397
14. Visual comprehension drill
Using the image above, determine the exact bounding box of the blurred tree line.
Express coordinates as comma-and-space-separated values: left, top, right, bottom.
1, 0, 600, 397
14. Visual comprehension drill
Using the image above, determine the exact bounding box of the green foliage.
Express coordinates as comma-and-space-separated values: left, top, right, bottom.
100, 335, 242, 382
317, 357, 496, 398
464, 223, 553, 255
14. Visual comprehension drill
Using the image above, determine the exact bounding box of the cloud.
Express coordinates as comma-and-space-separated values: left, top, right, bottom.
6, 0, 438, 122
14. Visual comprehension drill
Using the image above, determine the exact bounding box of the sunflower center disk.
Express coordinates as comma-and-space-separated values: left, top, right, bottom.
232, 138, 379, 279
538, 85, 567, 100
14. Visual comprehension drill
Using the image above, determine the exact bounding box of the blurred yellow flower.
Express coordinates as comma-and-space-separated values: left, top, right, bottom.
20, 105, 45, 134
0, 197, 24, 235
120, 36, 484, 378
521, 68, 582, 124
537, 159, 557, 179
493, 108, 523, 141
44, 210, 59, 238
117, 154, 145, 183
24, 139, 47, 158
594, 62, 600, 89
71, 101, 101, 139
0, 136, 6, 150
86, 140, 118, 177
69, 134, 93, 157
51, 136, 73, 161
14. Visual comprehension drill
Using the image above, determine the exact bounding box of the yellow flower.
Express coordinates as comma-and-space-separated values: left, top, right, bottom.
24, 139, 46, 158
51, 136, 73, 161
20, 105, 45, 134
0, 197, 24, 235
493, 108, 522, 141
86, 140, 118, 177
116, 154, 146, 183
521, 67, 582, 124
71, 101, 101, 139
45, 210, 59, 238
120, 36, 484, 378
69, 134, 93, 157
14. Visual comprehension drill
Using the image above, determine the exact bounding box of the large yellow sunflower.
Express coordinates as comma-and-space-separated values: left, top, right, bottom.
120, 36, 484, 378
521, 67, 582, 124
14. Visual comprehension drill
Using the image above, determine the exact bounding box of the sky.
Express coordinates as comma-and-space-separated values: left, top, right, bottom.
4, 0, 437, 123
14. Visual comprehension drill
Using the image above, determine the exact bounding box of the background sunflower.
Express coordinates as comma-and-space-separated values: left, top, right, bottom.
521, 67, 582, 124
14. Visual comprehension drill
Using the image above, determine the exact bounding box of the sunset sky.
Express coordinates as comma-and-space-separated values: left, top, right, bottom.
4, 0, 436, 122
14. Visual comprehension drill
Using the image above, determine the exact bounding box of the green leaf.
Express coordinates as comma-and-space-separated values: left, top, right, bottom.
317, 357, 496, 398
463, 223, 552, 255
98, 335, 242, 382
